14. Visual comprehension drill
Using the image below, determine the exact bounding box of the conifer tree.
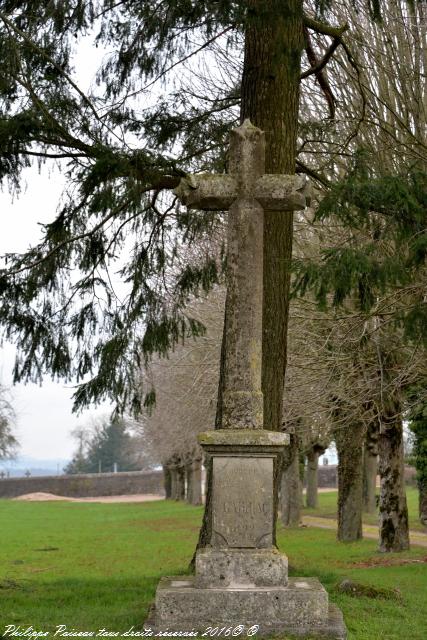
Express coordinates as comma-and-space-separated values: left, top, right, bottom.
65, 417, 139, 474
0, 0, 359, 420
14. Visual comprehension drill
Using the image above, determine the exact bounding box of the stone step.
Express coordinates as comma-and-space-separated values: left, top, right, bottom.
146, 576, 347, 638
154, 576, 329, 627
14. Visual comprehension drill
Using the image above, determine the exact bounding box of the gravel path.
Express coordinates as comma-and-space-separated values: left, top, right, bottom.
13, 492, 165, 503
302, 515, 427, 548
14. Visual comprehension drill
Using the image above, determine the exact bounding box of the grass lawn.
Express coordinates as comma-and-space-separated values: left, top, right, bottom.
1, 499, 426, 640
305, 487, 427, 533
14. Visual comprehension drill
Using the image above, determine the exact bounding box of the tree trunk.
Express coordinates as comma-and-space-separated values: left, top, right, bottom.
299, 452, 305, 507
306, 450, 320, 509
241, 0, 304, 433
186, 462, 193, 504
363, 416, 379, 513
241, 0, 304, 540
191, 0, 304, 563
419, 483, 427, 527
281, 435, 301, 526
170, 467, 178, 500
163, 464, 172, 499
176, 464, 186, 501
363, 448, 378, 514
334, 421, 365, 542
378, 414, 410, 552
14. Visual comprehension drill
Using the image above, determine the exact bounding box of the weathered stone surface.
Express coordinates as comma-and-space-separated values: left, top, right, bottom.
173, 120, 309, 430
174, 174, 237, 210
198, 429, 289, 449
145, 601, 347, 639
254, 174, 308, 210
154, 576, 329, 627
212, 456, 273, 548
195, 548, 288, 588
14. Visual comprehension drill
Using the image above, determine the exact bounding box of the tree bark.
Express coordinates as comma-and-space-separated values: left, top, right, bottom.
419, 483, 427, 527
240, 0, 304, 433
363, 448, 378, 514
176, 463, 186, 501
363, 416, 379, 513
378, 413, 410, 552
163, 463, 172, 499
306, 450, 320, 508
281, 434, 301, 526
170, 467, 178, 500
334, 421, 365, 542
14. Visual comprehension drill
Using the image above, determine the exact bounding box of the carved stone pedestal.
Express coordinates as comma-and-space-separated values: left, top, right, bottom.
145, 430, 347, 639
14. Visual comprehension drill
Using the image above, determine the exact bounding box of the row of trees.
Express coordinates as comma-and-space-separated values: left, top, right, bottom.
0, 0, 425, 556
140, 0, 427, 552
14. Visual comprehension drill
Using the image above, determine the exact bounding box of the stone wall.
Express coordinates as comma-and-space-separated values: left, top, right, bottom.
315, 464, 416, 489
0, 469, 165, 499
317, 465, 338, 488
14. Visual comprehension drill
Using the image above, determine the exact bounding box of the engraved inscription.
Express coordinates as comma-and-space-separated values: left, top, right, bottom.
212, 457, 273, 548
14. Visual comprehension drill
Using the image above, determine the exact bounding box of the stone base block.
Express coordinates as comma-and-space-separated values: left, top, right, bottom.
195, 548, 288, 588
145, 604, 346, 639
145, 576, 346, 639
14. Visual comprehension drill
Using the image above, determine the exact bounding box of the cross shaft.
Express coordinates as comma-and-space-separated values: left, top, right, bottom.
174, 120, 309, 428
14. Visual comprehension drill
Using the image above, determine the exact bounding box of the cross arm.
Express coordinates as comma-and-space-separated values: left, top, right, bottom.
254, 175, 310, 211
174, 174, 237, 210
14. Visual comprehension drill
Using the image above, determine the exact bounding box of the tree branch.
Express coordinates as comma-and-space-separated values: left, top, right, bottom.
303, 15, 349, 38
296, 160, 331, 188
300, 37, 341, 79
303, 27, 336, 119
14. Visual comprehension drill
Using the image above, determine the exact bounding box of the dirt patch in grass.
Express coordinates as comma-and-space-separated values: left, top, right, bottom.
0, 578, 31, 591
13, 492, 164, 503
14, 492, 75, 501
350, 556, 427, 568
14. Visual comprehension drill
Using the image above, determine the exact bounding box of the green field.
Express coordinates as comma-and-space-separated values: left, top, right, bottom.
306, 487, 426, 533
0, 499, 426, 640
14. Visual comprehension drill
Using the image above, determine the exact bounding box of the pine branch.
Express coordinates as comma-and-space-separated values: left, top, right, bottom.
101, 25, 235, 118
0, 10, 123, 147
19, 149, 88, 159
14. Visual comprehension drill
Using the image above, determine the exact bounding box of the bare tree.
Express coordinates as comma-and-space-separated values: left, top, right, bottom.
0, 385, 18, 460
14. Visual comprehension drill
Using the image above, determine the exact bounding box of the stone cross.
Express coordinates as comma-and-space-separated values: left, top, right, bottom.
148, 122, 347, 639
175, 119, 308, 429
